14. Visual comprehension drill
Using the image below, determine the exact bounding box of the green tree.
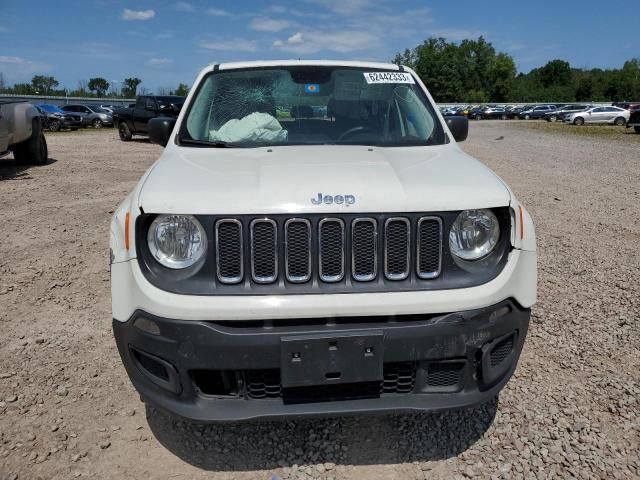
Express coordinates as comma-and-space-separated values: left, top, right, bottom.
122, 77, 142, 98
538, 60, 572, 88
488, 53, 516, 101
88, 77, 110, 97
31, 75, 59, 94
174, 83, 189, 96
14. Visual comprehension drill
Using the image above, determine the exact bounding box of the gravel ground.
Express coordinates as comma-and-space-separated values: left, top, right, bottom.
0, 122, 638, 479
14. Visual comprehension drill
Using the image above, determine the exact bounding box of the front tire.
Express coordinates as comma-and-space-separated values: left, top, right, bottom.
118, 122, 132, 141
92, 118, 103, 129
48, 119, 61, 132
501, 114, 507, 120
474, 114, 482, 120
613, 117, 625, 126
548, 115, 557, 122
573, 117, 584, 126
634, 126, 640, 134
13, 120, 48, 165
524, 114, 531, 120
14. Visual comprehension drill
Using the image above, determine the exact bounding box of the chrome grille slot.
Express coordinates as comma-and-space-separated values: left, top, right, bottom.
215, 219, 243, 284
417, 217, 442, 279
250, 219, 277, 283
285, 219, 311, 283
384, 218, 410, 280
352, 218, 377, 281
319, 218, 345, 282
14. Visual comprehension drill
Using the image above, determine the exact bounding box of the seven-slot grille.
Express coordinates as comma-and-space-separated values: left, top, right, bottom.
214, 216, 442, 285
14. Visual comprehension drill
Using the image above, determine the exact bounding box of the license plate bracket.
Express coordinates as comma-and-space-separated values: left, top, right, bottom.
280, 331, 384, 388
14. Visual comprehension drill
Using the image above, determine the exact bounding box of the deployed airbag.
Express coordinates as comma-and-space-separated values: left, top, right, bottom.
209, 112, 288, 144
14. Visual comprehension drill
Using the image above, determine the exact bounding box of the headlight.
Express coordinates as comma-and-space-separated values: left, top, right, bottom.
147, 215, 207, 269
449, 209, 500, 260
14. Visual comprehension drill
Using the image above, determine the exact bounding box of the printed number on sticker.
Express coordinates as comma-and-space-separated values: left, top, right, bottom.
363, 72, 415, 84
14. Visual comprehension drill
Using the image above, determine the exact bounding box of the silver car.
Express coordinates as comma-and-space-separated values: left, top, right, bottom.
564, 106, 630, 126
61, 104, 114, 128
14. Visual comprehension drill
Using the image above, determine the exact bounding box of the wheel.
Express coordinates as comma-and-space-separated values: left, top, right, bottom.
613, 117, 626, 126
48, 119, 61, 132
573, 117, 584, 126
501, 114, 507, 120
524, 114, 530, 120
92, 118, 103, 129
13, 120, 48, 166
635, 126, 640, 134
474, 114, 481, 120
548, 115, 557, 122
118, 122, 132, 141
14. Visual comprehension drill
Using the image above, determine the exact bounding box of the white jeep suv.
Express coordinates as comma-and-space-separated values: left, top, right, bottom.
110, 60, 536, 421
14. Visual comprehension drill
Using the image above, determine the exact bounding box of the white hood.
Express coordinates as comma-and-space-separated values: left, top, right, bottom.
138, 144, 511, 214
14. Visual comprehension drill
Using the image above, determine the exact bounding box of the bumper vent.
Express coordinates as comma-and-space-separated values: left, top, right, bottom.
489, 334, 515, 368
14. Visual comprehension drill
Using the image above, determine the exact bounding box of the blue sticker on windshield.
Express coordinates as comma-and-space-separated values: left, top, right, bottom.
304, 84, 320, 94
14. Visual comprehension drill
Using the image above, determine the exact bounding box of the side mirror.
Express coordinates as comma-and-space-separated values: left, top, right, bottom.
446, 116, 469, 142
148, 117, 176, 147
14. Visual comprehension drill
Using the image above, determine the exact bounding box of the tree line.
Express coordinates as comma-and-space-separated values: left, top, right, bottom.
393, 37, 640, 103
0, 73, 189, 99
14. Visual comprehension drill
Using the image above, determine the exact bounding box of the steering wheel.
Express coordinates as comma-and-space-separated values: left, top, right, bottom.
337, 126, 378, 142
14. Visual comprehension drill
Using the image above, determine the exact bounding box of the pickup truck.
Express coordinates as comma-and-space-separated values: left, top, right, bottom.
627, 109, 640, 134
110, 60, 537, 422
0, 101, 48, 165
116, 95, 184, 141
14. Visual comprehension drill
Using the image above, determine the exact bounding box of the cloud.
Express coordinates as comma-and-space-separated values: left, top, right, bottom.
0, 56, 25, 64
0, 56, 51, 83
174, 1, 194, 12
206, 8, 232, 17
156, 32, 174, 40
201, 40, 257, 52
273, 30, 377, 54
308, 0, 377, 15
249, 17, 291, 32
146, 58, 173, 67
122, 9, 155, 21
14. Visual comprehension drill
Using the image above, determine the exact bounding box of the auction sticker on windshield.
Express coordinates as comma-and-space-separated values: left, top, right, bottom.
363, 71, 415, 84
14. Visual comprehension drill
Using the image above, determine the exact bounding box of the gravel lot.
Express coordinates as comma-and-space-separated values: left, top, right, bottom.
0, 122, 638, 479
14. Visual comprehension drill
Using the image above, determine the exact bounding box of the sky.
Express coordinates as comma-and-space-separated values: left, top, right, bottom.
1, 0, 638, 92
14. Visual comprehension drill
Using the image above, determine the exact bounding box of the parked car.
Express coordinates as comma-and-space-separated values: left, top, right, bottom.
625, 109, 640, 133
613, 102, 640, 111
0, 100, 48, 165
481, 106, 508, 120
110, 60, 537, 422
61, 104, 113, 128
518, 105, 556, 120
564, 106, 630, 126
36, 104, 83, 131
116, 95, 185, 141
468, 105, 488, 120
543, 104, 591, 122
506, 106, 526, 119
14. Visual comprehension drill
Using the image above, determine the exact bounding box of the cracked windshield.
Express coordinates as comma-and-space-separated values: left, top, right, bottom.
184, 67, 446, 147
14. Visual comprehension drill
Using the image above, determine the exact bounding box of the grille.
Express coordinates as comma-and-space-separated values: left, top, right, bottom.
425, 361, 465, 387
246, 369, 281, 399
250, 219, 277, 283
285, 219, 312, 282
490, 334, 515, 368
384, 218, 410, 280
417, 217, 442, 279
215, 220, 243, 284
319, 219, 345, 282
211, 214, 443, 287
381, 362, 416, 393
352, 218, 377, 281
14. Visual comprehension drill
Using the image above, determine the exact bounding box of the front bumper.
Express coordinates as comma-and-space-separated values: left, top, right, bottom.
113, 299, 530, 422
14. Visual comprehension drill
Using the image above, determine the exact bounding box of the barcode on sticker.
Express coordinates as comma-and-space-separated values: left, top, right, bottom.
363, 72, 415, 84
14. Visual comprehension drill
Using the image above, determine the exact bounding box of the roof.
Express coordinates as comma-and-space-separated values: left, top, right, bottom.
207, 59, 404, 72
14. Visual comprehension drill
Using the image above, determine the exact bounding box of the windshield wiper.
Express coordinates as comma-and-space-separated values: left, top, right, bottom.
178, 137, 233, 148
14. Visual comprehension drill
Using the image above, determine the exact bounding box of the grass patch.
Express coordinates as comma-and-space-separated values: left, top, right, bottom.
511, 120, 640, 142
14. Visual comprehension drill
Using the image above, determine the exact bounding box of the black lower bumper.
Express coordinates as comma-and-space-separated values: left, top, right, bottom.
113, 300, 530, 422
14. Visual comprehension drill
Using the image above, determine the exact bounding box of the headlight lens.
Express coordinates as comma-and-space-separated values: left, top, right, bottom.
449, 209, 500, 260
147, 215, 206, 269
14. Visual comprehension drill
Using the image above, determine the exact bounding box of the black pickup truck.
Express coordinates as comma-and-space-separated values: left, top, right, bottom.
116, 95, 185, 141
627, 108, 640, 134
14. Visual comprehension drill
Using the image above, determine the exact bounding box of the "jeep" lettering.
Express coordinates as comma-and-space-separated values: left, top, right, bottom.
310, 193, 356, 206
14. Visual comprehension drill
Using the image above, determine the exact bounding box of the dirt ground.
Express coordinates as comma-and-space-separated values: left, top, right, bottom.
0, 122, 638, 480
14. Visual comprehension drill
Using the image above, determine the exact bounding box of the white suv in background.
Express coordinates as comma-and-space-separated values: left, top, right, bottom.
110, 60, 537, 422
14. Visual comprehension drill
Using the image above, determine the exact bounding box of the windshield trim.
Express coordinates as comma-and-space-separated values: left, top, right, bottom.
177, 65, 445, 149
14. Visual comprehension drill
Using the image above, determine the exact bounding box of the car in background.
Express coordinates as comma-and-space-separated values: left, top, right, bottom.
518, 105, 556, 120
506, 106, 526, 119
564, 106, 630, 126
61, 104, 113, 128
468, 105, 488, 120
613, 102, 640, 111
627, 109, 640, 134
543, 104, 591, 122
117, 95, 185, 141
481, 106, 508, 120
35, 104, 83, 131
